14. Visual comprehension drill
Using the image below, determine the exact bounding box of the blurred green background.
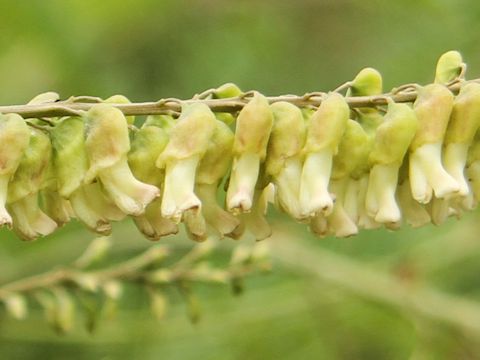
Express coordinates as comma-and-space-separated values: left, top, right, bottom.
1, 0, 480, 359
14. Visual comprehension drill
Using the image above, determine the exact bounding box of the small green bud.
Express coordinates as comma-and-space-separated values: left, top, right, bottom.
347, 67, 383, 97
213, 83, 243, 99
434, 50, 465, 85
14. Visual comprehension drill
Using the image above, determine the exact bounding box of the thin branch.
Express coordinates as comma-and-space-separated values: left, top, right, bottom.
0, 80, 470, 118
0, 241, 265, 301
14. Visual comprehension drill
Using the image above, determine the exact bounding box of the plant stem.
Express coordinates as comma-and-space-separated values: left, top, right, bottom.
0, 80, 473, 118
0, 240, 263, 300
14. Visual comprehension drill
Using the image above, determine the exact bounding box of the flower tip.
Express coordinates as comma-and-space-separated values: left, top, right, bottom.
227, 194, 253, 215
0, 212, 12, 228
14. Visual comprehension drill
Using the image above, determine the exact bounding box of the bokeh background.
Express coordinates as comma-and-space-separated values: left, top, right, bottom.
1, 0, 480, 359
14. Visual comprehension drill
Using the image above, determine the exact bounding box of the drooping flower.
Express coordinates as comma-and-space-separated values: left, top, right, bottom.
51, 116, 123, 235
226, 92, 273, 214
157, 103, 217, 222
409, 84, 459, 203
300, 92, 349, 218
266, 101, 306, 220
8, 128, 57, 240
84, 104, 160, 216
443, 83, 480, 196
0, 113, 30, 227
366, 100, 418, 224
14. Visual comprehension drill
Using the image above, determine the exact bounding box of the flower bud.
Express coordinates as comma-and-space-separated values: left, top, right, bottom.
300, 92, 349, 217
157, 103, 217, 221
212, 83, 243, 99
347, 67, 383, 97
84, 104, 160, 215
0, 114, 30, 227
410, 84, 459, 203
444, 83, 480, 196
266, 102, 305, 219
366, 101, 418, 224
227, 92, 273, 213
434, 50, 465, 85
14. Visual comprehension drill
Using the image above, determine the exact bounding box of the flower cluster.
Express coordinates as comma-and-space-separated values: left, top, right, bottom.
0, 50, 478, 241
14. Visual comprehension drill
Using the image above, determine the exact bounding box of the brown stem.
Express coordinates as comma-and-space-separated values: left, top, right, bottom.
0, 80, 468, 118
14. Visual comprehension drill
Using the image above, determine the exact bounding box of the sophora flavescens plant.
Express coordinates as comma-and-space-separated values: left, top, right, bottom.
0, 50, 477, 241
